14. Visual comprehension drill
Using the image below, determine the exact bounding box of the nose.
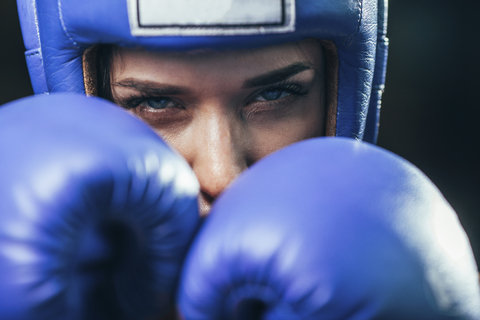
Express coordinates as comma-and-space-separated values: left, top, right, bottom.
190, 111, 248, 216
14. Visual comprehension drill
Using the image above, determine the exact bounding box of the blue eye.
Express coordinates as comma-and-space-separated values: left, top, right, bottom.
257, 89, 291, 101
144, 97, 176, 109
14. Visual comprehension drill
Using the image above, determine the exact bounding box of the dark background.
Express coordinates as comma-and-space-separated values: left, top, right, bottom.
1, 1, 479, 261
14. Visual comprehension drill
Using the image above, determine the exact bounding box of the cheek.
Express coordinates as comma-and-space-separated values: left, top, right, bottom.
151, 123, 196, 163
247, 98, 325, 160
130, 92, 325, 169
123, 108, 194, 165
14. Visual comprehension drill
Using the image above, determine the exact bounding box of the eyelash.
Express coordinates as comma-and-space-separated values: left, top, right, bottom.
119, 80, 308, 111
248, 80, 308, 104
121, 92, 181, 110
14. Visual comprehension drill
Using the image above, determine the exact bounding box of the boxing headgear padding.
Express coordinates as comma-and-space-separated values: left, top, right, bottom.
363, 0, 388, 144
16, 0, 48, 94
16, 0, 388, 143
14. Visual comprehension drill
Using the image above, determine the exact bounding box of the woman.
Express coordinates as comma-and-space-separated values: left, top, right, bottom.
96, 39, 328, 215
12, 1, 480, 319
18, 0, 387, 213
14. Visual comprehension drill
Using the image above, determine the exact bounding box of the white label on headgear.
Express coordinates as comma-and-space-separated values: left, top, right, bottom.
127, 0, 295, 36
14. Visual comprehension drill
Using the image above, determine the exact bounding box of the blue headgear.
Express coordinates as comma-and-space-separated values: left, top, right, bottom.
17, 0, 388, 143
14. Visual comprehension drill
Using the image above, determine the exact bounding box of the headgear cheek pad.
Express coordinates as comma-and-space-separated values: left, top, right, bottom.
17, 0, 388, 143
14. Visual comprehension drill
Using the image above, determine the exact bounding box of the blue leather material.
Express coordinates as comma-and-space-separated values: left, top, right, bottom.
16, 0, 40, 51
364, 0, 388, 143
17, 0, 389, 143
24, 48, 48, 94
17, 0, 49, 94
179, 138, 480, 319
0, 93, 201, 320
35, 0, 86, 94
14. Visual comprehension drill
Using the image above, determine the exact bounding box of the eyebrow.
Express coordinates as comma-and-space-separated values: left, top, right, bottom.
112, 79, 190, 95
112, 62, 313, 94
242, 62, 313, 88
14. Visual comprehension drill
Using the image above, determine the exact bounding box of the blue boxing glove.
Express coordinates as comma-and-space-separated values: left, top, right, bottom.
0, 94, 200, 320
179, 138, 480, 319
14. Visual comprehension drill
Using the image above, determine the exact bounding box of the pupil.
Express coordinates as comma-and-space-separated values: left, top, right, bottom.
262, 89, 282, 100
147, 98, 168, 109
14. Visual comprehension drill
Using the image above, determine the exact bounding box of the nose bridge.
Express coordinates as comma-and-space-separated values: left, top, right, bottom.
193, 106, 247, 199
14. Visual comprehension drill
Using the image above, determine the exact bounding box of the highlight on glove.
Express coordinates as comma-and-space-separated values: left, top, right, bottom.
0, 93, 201, 320
178, 138, 480, 320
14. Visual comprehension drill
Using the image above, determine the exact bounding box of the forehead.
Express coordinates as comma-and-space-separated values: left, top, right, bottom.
113, 39, 323, 77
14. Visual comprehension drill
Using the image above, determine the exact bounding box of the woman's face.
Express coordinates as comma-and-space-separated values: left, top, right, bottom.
109, 39, 326, 216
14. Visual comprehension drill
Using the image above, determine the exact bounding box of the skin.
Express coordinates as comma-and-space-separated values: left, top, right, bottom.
110, 39, 326, 216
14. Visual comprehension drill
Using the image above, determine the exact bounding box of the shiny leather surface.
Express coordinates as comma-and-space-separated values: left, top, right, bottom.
16, 0, 48, 94
364, 0, 388, 143
179, 138, 480, 319
0, 93, 200, 320
24, 48, 48, 94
